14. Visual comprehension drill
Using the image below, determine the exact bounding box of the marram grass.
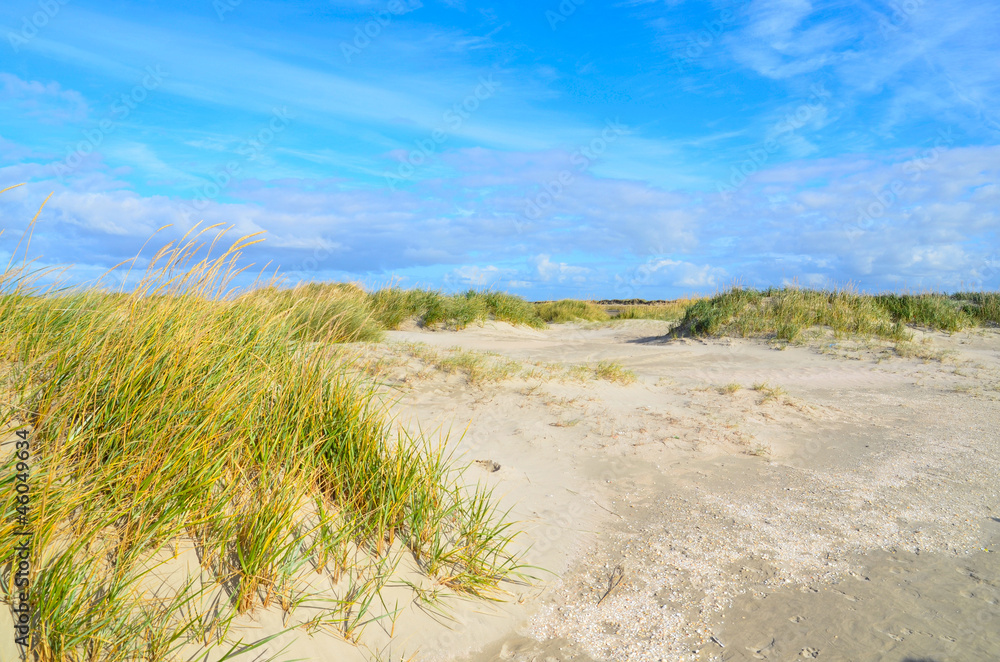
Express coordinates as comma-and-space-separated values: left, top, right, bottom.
272, 283, 547, 331
535, 299, 609, 323
0, 202, 524, 660
674, 286, 1000, 342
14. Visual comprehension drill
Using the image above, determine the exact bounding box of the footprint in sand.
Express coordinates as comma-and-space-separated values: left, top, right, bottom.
800, 647, 820, 658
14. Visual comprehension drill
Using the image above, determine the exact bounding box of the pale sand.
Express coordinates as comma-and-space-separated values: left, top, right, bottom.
6, 320, 999, 661
377, 320, 1000, 662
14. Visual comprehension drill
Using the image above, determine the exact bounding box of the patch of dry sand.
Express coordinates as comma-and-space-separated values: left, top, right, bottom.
375, 321, 1000, 662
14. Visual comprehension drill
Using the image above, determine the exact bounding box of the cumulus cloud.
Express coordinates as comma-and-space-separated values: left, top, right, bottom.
444, 264, 506, 287
530, 255, 591, 284
0, 73, 89, 124
615, 258, 728, 298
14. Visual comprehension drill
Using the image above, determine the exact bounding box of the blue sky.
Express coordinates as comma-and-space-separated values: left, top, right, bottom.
1, 0, 998, 299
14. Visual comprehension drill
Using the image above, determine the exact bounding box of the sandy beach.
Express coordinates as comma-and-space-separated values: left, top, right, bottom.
363, 320, 1000, 661
3, 314, 997, 662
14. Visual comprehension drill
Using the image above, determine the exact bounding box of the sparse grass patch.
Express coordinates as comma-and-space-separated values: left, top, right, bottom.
752, 381, 787, 403
718, 382, 742, 395
437, 348, 522, 385
893, 340, 949, 362
376, 342, 528, 386
594, 360, 636, 383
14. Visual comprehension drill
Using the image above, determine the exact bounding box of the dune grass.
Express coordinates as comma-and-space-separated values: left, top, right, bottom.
241, 283, 545, 335
602, 299, 695, 322
368, 287, 543, 330
534, 299, 609, 324
875, 292, 1000, 330
675, 287, 1000, 343
674, 287, 910, 341
239, 282, 385, 342
0, 213, 523, 659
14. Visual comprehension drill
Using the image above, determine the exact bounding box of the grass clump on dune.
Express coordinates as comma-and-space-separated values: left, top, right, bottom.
535, 299, 609, 324
239, 281, 384, 342
675, 287, 910, 341
0, 205, 523, 660
675, 287, 1000, 342
591, 360, 637, 384
874, 293, 972, 332
243, 284, 544, 334
953, 291, 1000, 325
606, 299, 695, 322
533, 298, 699, 325
877, 292, 1000, 330
368, 287, 543, 330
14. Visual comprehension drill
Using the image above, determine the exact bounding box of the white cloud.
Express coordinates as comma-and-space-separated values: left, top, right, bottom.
444, 264, 505, 287
530, 255, 591, 284
0, 72, 89, 124
617, 258, 728, 293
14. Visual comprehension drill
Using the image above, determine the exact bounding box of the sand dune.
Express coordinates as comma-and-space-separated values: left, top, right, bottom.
370, 320, 1000, 661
